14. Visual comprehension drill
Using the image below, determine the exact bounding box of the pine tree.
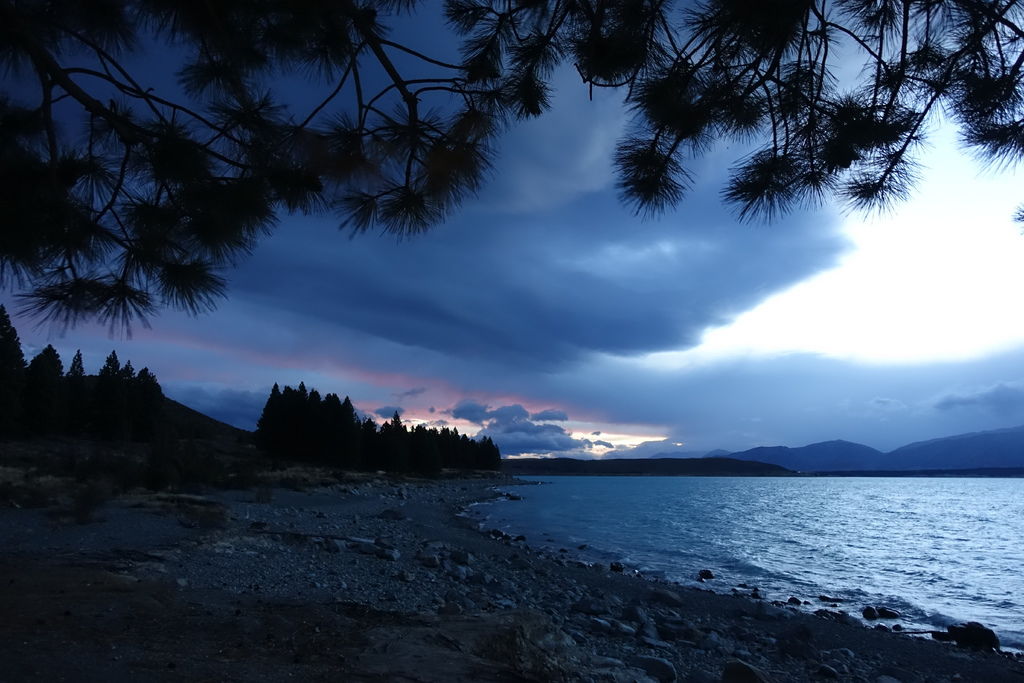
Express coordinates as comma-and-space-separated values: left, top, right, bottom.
411, 424, 442, 476
132, 368, 164, 442
0, 306, 25, 436
12, 2, 1024, 325
93, 351, 128, 441
339, 396, 362, 470
380, 412, 411, 473
64, 350, 89, 435
256, 383, 284, 456
22, 345, 65, 435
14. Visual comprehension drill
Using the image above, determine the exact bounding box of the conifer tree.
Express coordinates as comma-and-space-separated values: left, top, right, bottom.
22, 345, 65, 435
0, 305, 25, 436
93, 350, 128, 441
132, 368, 164, 442
339, 396, 363, 470
256, 383, 285, 455
64, 350, 89, 435
411, 424, 442, 476
380, 412, 411, 473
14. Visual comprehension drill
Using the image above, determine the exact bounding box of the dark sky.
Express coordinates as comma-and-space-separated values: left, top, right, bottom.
7, 8, 1024, 458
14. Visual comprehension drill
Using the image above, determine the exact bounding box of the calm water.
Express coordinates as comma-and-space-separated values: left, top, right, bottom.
473, 476, 1024, 648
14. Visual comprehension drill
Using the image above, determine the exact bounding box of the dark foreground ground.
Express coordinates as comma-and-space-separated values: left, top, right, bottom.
2, 473, 1023, 682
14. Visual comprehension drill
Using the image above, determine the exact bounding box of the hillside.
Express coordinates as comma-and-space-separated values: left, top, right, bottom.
884, 424, 1024, 470
502, 456, 791, 476
724, 440, 886, 473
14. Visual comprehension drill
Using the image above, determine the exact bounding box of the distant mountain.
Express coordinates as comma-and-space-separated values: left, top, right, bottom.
162, 397, 251, 443
725, 440, 886, 473
884, 424, 1024, 470
718, 426, 1024, 472
503, 456, 791, 476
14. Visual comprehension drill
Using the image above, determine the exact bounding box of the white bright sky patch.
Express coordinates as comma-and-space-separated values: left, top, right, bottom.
648, 126, 1024, 368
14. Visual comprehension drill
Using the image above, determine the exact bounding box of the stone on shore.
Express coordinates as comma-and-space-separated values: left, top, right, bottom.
627, 654, 677, 682
721, 658, 773, 682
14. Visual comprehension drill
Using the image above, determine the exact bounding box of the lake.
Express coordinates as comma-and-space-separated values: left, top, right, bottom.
472, 476, 1024, 648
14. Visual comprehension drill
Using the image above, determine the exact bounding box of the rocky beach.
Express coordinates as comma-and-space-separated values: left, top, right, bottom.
2, 473, 1023, 682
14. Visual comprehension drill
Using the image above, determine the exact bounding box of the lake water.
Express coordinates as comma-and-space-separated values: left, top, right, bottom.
472, 476, 1024, 648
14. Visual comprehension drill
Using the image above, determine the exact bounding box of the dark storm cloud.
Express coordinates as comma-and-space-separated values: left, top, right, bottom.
934, 382, 1024, 414
593, 440, 614, 448
449, 399, 491, 424
531, 409, 569, 421
374, 405, 404, 418
223, 64, 849, 373
445, 398, 589, 455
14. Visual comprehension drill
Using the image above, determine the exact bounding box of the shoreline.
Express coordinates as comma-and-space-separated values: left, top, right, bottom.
2, 473, 1022, 681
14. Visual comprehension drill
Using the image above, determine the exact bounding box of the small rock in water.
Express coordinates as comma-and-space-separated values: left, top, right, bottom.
697, 568, 715, 581
818, 595, 844, 603
876, 606, 901, 619
862, 606, 878, 620
610, 561, 624, 573
787, 596, 801, 605
940, 622, 1000, 650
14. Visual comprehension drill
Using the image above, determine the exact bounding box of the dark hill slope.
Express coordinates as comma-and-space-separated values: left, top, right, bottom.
885, 424, 1024, 470
503, 456, 791, 476
725, 440, 885, 473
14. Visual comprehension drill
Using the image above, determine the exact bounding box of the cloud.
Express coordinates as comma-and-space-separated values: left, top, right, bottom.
374, 405, 404, 418
593, 440, 614, 448
934, 382, 1024, 414
444, 398, 590, 456
449, 399, 491, 424
396, 387, 427, 399
870, 397, 908, 411
531, 408, 569, 421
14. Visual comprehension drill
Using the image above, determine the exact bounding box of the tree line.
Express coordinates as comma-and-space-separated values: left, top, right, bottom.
256, 382, 501, 474
0, 305, 164, 442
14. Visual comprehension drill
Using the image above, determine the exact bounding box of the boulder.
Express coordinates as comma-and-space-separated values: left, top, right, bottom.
451, 549, 474, 566
787, 596, 801, 605
697, 569, 715, 581
876, 606, 901, 619
721, 658, 773, 682
941, 622, 1000, 650
862, 606, 878, 620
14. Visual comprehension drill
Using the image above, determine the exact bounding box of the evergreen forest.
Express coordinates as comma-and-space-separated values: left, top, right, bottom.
256, 383, 501, 475
0, 305, 164, 442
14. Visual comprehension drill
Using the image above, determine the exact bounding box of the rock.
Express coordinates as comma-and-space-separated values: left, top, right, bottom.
818, 595, 844, 603
610, 561, 624, 573
418, 553, 440, 568
778, 624, 816, 660
876, 606, 901, 619
355, 541, 378, 555
648, 588, 684, 607
378, 508, 407, 520
787, 596, 801, 605
697, 569, 715, 581
627, 655, 677, 682
874, 624, 891, 632
875, 676, 903, 683
572, 598, 608, 616
817, 664, 840, 679
451, 549, 474, 566
376, 548, 400, 561
891, 624, 902, 632
944, 622, 1000, 650
721, 658, 772, 682
176, 578, 189, 588
862, 606, 878, 620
